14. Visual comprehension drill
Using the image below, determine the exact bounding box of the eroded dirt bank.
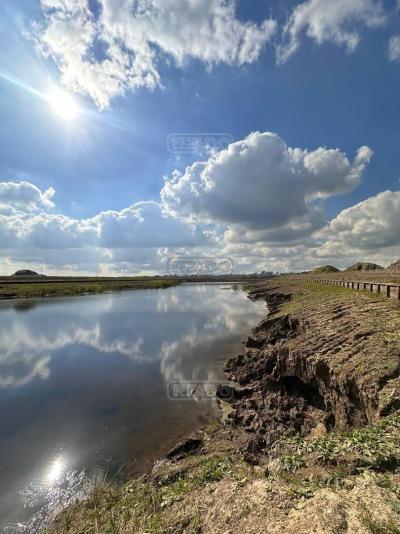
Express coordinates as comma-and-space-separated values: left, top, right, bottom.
46, 280, 400, 534
224, 280, 400, 466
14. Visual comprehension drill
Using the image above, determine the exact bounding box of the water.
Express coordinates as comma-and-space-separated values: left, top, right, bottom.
0, 283, 266, 531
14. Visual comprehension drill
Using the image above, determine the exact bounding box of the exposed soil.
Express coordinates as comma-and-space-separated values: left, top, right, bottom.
224, 281, 400, 465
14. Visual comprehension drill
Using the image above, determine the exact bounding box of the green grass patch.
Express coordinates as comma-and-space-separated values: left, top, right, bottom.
0, 279, 180, 300
275, 414, 400, 474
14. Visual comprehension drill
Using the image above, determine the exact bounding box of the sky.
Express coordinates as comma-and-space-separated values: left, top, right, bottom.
0, 0, 400, 275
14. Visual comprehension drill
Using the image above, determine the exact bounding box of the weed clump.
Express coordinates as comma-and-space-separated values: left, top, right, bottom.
274, 414, 400, 474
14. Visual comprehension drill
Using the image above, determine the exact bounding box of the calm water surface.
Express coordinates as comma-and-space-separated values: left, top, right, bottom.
0, 284, 266, 531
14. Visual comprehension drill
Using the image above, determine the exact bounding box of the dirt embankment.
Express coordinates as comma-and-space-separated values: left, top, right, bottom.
224, 281, 400, 465
46, 280, 400, 534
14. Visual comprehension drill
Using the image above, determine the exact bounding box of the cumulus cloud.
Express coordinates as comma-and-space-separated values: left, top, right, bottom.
277, 0, 387, 63
0, 192, 205, 250
161, 131, 372, 243
0, 140, 386, 276
0, 180, 55, 212
317, 190, 400, 258
388, 35, 400, 61
0, 182, 209, 272
35, 0, 276, 108
0, 212, 97, 249
94, 201, 206, 248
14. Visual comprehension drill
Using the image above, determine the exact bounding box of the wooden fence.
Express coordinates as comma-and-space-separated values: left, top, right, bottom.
298, 278, 400, 300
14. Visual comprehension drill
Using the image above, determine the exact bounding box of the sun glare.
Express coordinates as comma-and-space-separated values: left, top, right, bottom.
47, 456, 65, 483
47, 88, 80, 121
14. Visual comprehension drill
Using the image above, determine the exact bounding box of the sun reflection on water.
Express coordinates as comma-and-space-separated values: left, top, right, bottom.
46, 457, 65, 484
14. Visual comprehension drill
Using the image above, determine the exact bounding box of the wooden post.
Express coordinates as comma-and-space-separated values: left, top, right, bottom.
377, 284, 381, 294
370, 284, 374, 293
386, 285, 391, 298
398, 286, 400, 300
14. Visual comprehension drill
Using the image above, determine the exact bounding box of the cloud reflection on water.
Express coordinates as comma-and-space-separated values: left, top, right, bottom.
0, 285, 267, 531
0, 285, 265, 389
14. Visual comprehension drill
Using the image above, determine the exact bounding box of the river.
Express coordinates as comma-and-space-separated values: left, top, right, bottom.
0, 283, 266, 531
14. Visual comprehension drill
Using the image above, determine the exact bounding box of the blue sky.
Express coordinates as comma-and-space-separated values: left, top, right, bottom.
0, 0, 400, 274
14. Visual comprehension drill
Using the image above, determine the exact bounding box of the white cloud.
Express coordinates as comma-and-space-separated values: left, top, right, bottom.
317, 190, 400, 258
0, 212, 97, 249
0, 181, 55, 212
0, 198, 204, 249
161, 131, 372, 243
5, 151, 399, 276
277, 0, 387, 63
388, 35, 400, 61
35, 0, 276, 108
94, 201, 206, 248
0, 182, 209, 273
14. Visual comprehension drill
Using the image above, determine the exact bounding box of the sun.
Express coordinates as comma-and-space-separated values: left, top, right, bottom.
47, 88, 80, 121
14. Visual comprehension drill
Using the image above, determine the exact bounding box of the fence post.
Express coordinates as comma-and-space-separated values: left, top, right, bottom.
387, 285, 391, 298
370, 284, 374, 293
398, 286, 400, 300
377, 284, 381, 294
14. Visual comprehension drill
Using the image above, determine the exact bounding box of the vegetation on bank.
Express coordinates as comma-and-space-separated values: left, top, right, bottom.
44, 414, 400, 534
45, 449, 254, 534
0, 279, 180, 300
275, 414, 400, 474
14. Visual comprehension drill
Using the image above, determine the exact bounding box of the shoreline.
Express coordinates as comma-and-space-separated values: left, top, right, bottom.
0, 278, 181, 300
0, 277, 271, 301
45, 279, 400, 532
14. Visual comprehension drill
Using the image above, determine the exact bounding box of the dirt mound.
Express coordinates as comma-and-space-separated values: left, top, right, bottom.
11, 269, 40, 277
313, 265, 340, 273
346, 262, 383, 271
387, 259, 400, 272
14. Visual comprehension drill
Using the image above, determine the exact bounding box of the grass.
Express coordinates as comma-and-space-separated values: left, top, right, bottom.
274, 414, 400, 474
361, 510, 400, 534
44, 454, 253, 533
43, 418, 400, 532
0, 279, 180, 300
